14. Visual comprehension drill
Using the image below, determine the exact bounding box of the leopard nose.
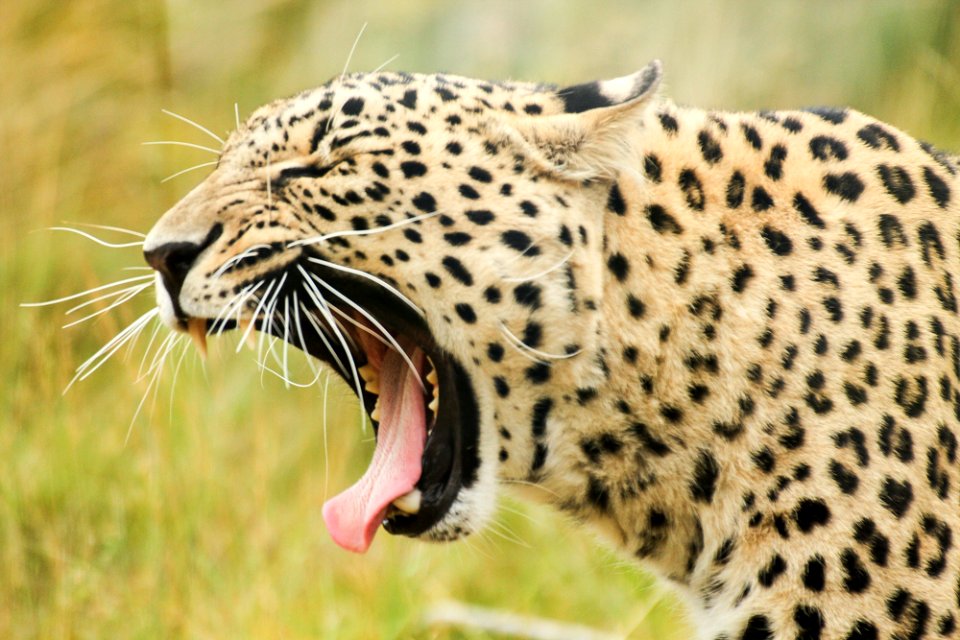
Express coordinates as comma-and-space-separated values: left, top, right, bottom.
144, 240, 205, 295
143, 223, 223, 314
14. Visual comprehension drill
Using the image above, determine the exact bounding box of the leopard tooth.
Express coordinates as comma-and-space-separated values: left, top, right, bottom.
370, 398, 381, 422
428, 395, 439, 415
392, 489, 421, 514
425, 366, 438, 386
186, 318, 208, 359
358, 364, 380, 394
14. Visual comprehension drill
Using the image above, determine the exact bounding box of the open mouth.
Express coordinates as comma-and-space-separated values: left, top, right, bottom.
181, 258, 480, 553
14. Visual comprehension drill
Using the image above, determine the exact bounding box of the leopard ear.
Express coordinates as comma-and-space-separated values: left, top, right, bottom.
557, 59, 663, 115
506, 60, 663, 180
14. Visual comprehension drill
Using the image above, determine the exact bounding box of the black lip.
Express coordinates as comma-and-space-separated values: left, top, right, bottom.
258, 257, 481, 538
384, 352, 479, 536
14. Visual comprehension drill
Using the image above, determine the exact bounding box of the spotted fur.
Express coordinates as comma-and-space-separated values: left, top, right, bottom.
143, 61, 960, 639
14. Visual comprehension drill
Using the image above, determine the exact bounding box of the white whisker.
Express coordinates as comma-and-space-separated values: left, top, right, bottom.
234, 103, 241, 131
45, 227, 144, 248
306, 257, 423, 318
314, 275, 424, 392
62, 283, 152, 328
237, 279, 276, 353
298, 267, 367, 432
281, 297, 292, 387
298, 268, 352, 379
21, 274, 153, 307
207, 284, 251, 337
74, 309, 157, 379
64, 281, 151, 315
65, 308, 159, 393
209, 289, 242, 333
341, 23, 367, 78
68, 223, 146, 238
160, 160, 218, 183
127, 332, 181, 444
371, 53, 399, 74
258, 273, 287, 379
299, 300, 349, 377
496, 501, 541, 526
218, 283, 262, 336
161, 108, 226, 145
299, 277, 359, 358
137, 318, 165, 378
168, 336, 193, 419
291, 292, 324, 382
329, 305, 390, 349
261, 334, 282, 384
485, 518, 531, 548
498, 329, 549, 366
499, 321, 581, 361
502, 478, 561, 499
326, 22, 368, 135
138, 328, 180, 383
502, 249, 575, 283
213, 243, 273, 278
266, 153, 273, 215
142, 140, 222, 155
255, 360, 323, 388
329, 313, 360, 353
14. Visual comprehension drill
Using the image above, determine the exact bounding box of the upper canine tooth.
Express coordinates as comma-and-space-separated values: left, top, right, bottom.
392, 489, 421, 514
359, 364, 380, 393
186, 318, 208, 359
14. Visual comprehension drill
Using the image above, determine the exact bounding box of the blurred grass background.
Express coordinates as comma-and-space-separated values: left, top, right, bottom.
2, 1, 958, 638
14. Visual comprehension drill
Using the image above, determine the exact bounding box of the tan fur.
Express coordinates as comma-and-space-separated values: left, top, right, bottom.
143, 64, 960, 639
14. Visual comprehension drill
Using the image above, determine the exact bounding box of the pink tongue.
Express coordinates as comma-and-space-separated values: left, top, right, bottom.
322, 348, 426, 553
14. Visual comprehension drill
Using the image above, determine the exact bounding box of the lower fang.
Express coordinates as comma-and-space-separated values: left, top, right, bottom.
186, 318, 208, 358
392, 489, 421, 514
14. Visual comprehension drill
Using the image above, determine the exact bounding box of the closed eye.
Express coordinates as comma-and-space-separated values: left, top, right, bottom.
275, 153, 363, 185
276, 163, 335, 183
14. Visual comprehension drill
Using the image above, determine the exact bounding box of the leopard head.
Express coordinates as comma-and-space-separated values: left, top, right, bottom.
143, 61, 662, 551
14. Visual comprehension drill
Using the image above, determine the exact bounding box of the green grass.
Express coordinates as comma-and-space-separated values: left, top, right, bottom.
3, 1, 957, 638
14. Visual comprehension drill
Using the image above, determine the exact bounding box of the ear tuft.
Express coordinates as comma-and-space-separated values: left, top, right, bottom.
558, 60, 662, 114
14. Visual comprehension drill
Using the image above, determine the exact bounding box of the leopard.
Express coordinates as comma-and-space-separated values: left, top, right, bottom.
141, 60, 960, 639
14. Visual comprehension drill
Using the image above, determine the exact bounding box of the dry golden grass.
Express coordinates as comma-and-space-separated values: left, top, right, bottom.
3, 1, 957, 638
